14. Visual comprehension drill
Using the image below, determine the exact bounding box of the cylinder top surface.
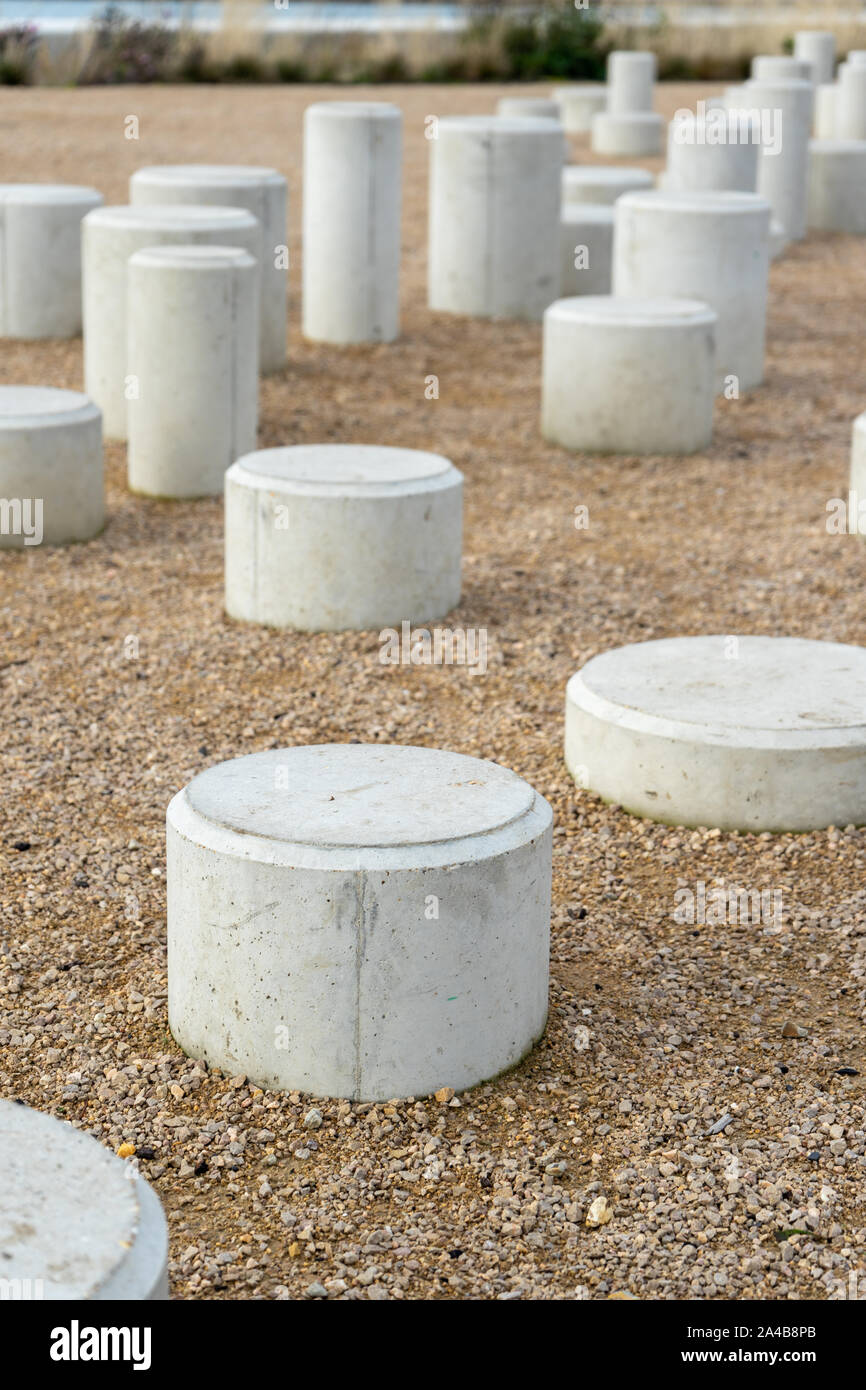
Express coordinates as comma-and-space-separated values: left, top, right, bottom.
0, 1100, 139, 1298
561, 204, 615, 224
438, 114, 563, 135
87, 204, 258, 230
133, 163, 282, 185
0, 384, 97, 426
0, 183, 100, 203
564, 165, 653, 186
547, 295, 716, 327
618, 189, 771, 216
129, 244, 256, 270
182, 744, 537, 848
232, 444, 454, 487
305, 100, 400, 119
573, 637, 866, 735
809, 138, 866, 153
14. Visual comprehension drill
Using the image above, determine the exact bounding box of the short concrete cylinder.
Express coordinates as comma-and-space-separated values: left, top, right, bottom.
794, 31, 836, 85
564, 636, 866, 832
559, 205, 614, 295
496, 96, 560, 121
0, 386, 103, 548
607, 50, 656, 114
815, 83, 838, 138
127, 247, 259, 500
554, 84, 608, 134
562, 164, 653, 206
129, 164, 287, 373
429, 116, 563, 320
225, 444, 462, 631
849, 412, 866, 517
807, 140, 866, 232
0, 1099, 168, 1299
82, 205, 260, 440
541, 296, 716, 456
751, 54, 813, 82
166, 744, 553, 1101
745, 79, 814, 240
591, 111, 665, 156
613, 190, 770, 392
665, 112, 759, 192
0, 184, 102, 339
302, 101, 402, 344
836, 64, 866, 139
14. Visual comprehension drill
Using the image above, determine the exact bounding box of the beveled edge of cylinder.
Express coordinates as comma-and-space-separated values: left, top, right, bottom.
0, 183, 103, 206
84, 203, 260, 231
561, 204, 615, 225
131, 164, 285, 190
617, 188, 772, 218
437, 114, 565, 136
129, 244, 258, 271
809, 138, 866, 155
563, 164, 654, 186
0, 385, 102, 432
544, 294, 718, 330
593, 111, 665, 125
226, 445, 464, 500
304, 100, 402, 121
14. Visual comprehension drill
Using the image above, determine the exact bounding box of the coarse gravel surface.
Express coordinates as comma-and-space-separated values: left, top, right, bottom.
1, 82, 865, 1301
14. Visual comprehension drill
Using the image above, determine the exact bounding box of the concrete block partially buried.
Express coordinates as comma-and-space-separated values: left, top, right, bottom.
166, 744, 553, 1102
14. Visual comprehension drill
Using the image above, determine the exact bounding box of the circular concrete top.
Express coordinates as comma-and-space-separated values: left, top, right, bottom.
184, 745, 537, 849
0, 183, 101, 204
569, 636, 866, 746
132, 164, 283, 187
619, 189, 771, 217
0, 1100, 166, 1299
129, 245, 256, 271
232, 444, 456, 489
0, 385, 99, 429
306, 101, 400, 120
555, 84, 606, 96
809, 138, 866, 154
546, 295, 717, 329
562, 166, 654, 201
439, 115, 564, 135
561, 204, 615, 225
87, 204, 259, 231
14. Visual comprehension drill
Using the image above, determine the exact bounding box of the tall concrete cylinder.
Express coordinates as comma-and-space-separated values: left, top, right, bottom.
665, 112, 759, 192
429, 116, 564, 320
613, 189, 771, 391
794, 31, 836, 85
751, 54, 813, 82
128, 246, 259, 500
302, 101, 402, 344
745, 79, 814, 240
82, 204, 260, 440
807, 140, 866, 232
129, 164, 287, 373
607, 50, 655, 114
837, 64, 866, 138
815, 83, 838, 138
0, 184, 102, 338
555, 84, 607, 133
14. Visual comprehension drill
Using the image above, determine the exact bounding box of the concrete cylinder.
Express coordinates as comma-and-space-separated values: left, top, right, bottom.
225, 445, 462, 631
0, 1100, 168, 1299
0, 184, 102, 338
751, 54, 813, 82
836, 64, 866, 138
565, 636, 866, 832
302, 101, 402, 344
0, 386, 103, 548
559, 205, 614, 296
496, 96, 560, 121
665, 111, 759, 192
429, 116, 563, 320
849, 412, 866, 520
807, 140, 866, 232
613, 189, 771, 391
591, 111, 665, 157
166, 744, 552, 1101
562, 164, 653, 206
607, 50, 656, 114
129, 164, 287, 373
815, 83, 838, 138
745, 79, 814, 240
554, 84, 608, 133
541, 296, 716, 455
794, 31, 836, 85
82, 204, 260, 440
128, 246, 259, 500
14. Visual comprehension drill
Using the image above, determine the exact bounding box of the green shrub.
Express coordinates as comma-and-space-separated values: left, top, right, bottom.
495, 6, 608, 81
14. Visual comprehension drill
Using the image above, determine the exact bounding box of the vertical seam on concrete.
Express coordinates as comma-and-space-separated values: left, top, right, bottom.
352, 869, 367, 1100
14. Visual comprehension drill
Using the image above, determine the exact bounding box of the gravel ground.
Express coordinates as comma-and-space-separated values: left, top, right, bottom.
1, 82, 866, 1302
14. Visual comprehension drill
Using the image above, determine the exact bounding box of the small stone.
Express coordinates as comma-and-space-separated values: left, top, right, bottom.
586, 1195, 612, 1228
305, 1282, 328, 1298
435, 1087, 455, 1104
116, 1142, 135, 1159
574, 1025, 592, 1053
303, 1107, 323, 1130
781, 1021, 807, 1038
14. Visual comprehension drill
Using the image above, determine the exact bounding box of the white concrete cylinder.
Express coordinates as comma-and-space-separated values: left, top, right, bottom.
849, 411, 866, 518
302, 101, 402, 344
0, 1099, 168, 1299
745, 79, 814, 240
815, 83, 838, 138
82, 204, 260, 441
794, 31, 836, 85
562, 164, 653, 206
665, 111, 759, 192
128, 246, 259, 500
0, 184, 102, 338
613, 189, 770, 391
751, 54, 813, 82
129, 164, 287, 373
0, 386, 103, 548
836, 63, 866, 139
167, 744, 552, 1101
225, 445, 462, 631
541, 296, 716, 456
591, 111, 664, 156
607, 50, 656, 114
496, 96, 560, 121
559, 205, 614, 296
807, 140, 866, 232
429, 116, 563, 320
554, 84, 608, 134
565, 636, 866, 832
